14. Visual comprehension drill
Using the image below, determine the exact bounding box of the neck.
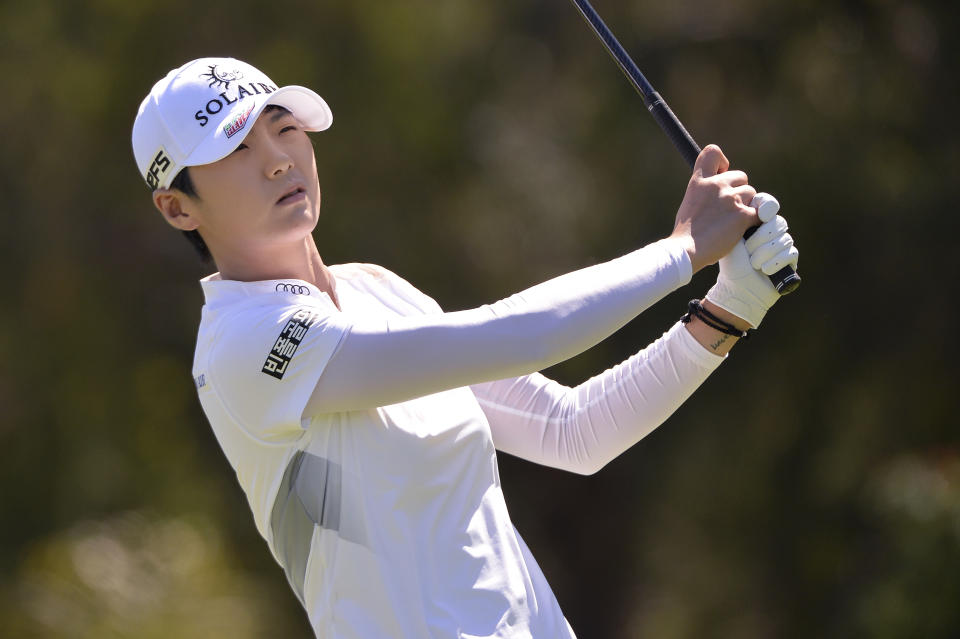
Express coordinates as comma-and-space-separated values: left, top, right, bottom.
213, 235, 341, 309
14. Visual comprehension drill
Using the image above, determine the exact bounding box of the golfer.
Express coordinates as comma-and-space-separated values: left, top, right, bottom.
132, 57, 798, 638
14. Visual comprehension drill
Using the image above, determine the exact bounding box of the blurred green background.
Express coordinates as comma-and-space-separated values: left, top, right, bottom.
1, 0, 957, 636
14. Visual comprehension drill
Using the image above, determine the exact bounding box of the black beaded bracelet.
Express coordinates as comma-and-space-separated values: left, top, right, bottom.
680, 299, 750, 339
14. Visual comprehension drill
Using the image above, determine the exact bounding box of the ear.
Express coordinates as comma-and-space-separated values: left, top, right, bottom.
153, 188, 200, 231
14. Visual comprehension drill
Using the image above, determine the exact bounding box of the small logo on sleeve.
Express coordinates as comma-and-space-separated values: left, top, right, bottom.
262, 308, 321, 380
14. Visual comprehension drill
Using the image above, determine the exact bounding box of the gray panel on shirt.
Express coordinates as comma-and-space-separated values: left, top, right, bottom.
270, 450, 344, 605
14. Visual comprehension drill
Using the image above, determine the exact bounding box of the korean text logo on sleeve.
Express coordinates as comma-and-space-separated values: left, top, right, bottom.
262, 309, 321, 380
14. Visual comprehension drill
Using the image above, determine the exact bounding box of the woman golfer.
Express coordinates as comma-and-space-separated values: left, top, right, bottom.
132, 57, 798, 638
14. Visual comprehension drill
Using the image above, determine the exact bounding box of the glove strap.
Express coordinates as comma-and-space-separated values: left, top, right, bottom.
681, 299, 751, 339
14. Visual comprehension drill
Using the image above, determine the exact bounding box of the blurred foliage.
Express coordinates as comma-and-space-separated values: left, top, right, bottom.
1, 0, 956, 636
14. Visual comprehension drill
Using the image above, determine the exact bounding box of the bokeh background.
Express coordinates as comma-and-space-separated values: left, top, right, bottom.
1, 0, 957, 636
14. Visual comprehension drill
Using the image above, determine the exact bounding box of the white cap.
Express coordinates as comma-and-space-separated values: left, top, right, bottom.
132, 57, 333, 190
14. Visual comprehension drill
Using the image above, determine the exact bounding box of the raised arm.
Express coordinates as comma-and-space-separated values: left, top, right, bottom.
470, 174, 799, 475
469, 228, 798, 475
305, 145, 767, 414
471, 322, 722, 475
305, 239, 692, 414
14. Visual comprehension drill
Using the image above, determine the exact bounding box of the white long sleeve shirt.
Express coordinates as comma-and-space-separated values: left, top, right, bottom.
191, 239, 724, 638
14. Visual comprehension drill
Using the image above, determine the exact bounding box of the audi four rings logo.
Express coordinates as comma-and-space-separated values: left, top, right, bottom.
276, 283, 310, 295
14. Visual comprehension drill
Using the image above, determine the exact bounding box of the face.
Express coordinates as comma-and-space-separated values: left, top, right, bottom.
166, 107, 321, 257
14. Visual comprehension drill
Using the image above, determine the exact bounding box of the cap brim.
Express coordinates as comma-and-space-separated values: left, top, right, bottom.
180, 85, 332, 171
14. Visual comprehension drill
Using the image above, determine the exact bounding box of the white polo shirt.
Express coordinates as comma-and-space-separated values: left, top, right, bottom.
191, 241, 717, 638
193, 263, 578, 638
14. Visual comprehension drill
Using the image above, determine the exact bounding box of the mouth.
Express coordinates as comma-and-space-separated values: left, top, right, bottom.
276, 186, 307, 205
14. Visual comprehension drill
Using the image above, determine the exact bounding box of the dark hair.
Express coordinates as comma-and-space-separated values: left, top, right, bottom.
169, 168, 212, 263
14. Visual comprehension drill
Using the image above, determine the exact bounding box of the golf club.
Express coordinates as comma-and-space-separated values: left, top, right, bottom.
569, 0, 801, 295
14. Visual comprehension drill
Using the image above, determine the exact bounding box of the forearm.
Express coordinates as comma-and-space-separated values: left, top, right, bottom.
308, 239, 692, 413
474, 321, 724, 475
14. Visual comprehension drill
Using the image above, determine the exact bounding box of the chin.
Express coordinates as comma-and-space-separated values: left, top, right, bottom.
282, 208, 320, 239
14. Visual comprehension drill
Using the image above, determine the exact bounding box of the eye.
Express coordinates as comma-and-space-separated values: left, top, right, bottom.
232, 143, 248, 154
280, 124, 298, 134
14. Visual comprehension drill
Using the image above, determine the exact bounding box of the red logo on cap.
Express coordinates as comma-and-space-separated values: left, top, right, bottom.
223, 104, 255, 138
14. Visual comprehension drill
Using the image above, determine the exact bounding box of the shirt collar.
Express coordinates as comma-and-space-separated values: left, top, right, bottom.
199, 273, 332, 309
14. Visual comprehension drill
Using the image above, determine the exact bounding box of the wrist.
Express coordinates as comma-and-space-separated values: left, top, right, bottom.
705, 278, 769, 329
666, 226, 704, 274
700, 298, 751, 332
681, 299, 746, 356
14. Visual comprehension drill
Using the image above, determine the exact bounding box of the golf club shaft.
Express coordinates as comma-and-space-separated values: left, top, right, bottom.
569, 0, 801, 295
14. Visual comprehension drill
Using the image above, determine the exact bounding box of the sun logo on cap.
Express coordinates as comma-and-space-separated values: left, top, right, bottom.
201, 65, 244, 90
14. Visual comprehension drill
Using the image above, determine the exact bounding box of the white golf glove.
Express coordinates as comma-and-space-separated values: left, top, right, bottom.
705, 193, 799, 328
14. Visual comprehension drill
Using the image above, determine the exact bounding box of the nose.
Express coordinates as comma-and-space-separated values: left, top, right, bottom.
263, 136, 294, 178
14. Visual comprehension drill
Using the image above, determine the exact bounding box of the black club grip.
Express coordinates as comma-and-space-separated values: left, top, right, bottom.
647, 93, 701, 169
